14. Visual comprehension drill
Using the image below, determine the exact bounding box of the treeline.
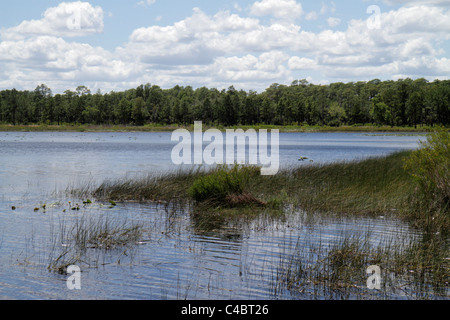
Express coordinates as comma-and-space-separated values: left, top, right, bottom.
1, 78, 449, 127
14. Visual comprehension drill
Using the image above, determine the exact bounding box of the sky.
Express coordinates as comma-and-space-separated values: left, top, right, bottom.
0, 0, 449, 94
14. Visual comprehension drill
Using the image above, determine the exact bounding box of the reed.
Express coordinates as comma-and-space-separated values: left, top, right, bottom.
283, 152, 416, 216
93, 167, 203, 203
47, 215, 144, 273
84, 129, 449, 232
403, 128, 449, 228
87, 150, 448, 231
272, 230, 449, 299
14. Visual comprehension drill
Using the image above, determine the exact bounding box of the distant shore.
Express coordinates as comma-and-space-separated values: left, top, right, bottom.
0, 123, 438, 133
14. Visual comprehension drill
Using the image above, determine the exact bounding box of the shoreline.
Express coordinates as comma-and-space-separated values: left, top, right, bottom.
0, 123, 438, 133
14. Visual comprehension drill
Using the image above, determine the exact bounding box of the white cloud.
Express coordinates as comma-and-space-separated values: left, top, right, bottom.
382, 0, 450, 7
1, 2, 104, 40
233, 3, 243, 12
250, 0, 303, 21
315, 5, 450, 80
1, 1, 450, 92
213, 51, 290, 82
223, 23, 303, 53
0, 32, 138, 94
137, 0, 156, 7
327, 17, 341, 27
320, 1, 336, 15
382, 5, 450, 37
305, 11, 318, 21
124, 8, 268, 65
288, 56, 318, 70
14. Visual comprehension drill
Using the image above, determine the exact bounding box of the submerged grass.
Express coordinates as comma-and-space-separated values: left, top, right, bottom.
273, 230, 449, 299
48, 215, 144, 274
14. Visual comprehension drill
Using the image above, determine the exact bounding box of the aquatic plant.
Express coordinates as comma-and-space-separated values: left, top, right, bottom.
48, 215, 144, 273
188, 164, 262, 207
84, 149, 448, 230
403, 128, 449, 221
273, 231, 449, 299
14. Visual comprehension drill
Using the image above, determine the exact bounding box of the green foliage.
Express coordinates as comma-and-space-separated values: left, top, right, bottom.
1, 78, 448, 127
188, 165, 257, 204
372, 102, 391, 125
327, 102, 347, 126
403, 128, 450, 209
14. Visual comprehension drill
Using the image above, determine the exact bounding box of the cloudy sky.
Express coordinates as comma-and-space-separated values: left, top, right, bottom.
0, 0, 449, 93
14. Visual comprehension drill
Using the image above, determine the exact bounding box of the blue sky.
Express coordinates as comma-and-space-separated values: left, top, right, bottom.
0, 0, 449, 93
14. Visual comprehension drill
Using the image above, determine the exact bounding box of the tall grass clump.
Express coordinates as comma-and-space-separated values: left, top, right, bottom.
188, 164, 265, 207
403, 128, 450, 229
188, 165, 244, 203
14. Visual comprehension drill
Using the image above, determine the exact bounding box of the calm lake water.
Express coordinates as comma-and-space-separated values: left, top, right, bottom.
0, 130, 445, 300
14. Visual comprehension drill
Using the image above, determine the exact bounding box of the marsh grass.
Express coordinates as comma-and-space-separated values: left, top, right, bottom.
93, 167, 204, 204
188, 164, 266, 207
62, 130, 450, 298
252, 152, 414, 215
48, 215, 143, 274
66, 146, 449, 298
273, 230, 449, 299
87, 149, 448, 231
403, 128, 450, 230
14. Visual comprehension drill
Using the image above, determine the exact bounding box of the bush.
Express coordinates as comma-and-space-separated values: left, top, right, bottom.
188, 164, 259, 204
403, 128, 450, 210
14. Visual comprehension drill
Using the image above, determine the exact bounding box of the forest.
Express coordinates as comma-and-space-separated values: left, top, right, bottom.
0, 78, 449, 128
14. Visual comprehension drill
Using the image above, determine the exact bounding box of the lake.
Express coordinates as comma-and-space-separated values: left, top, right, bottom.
0, 130, 445, 300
